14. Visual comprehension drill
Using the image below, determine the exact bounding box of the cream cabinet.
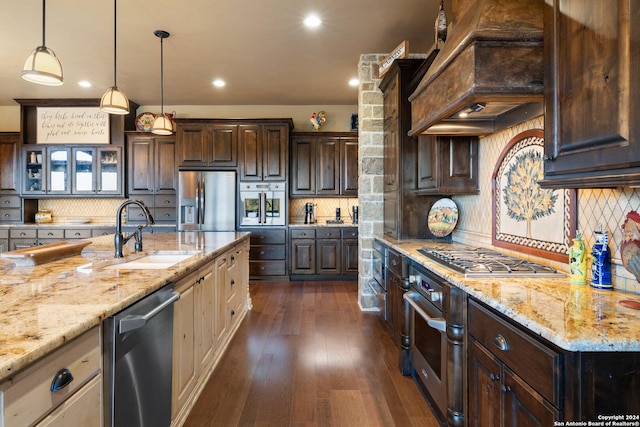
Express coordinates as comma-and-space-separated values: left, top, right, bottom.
0, 327, 102, 427
172, 238, 250, 427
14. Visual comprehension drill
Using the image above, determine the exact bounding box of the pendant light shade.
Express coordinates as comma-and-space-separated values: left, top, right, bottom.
100, 0, 129, 115
22, 0, 63, 86
151, 30, 173, 135
151, 114, 173, 135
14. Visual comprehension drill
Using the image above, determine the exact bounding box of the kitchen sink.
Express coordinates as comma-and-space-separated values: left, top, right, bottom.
78, 250, 201, 273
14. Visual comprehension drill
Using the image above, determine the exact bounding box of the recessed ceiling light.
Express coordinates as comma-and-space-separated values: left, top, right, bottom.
348, 78, 359, 87
78, 80, 92, 88
213, 79, 226, 87
303, 14, 322, 28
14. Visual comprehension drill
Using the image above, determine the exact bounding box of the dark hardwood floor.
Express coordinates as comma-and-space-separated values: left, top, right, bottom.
184, 280, 441, 426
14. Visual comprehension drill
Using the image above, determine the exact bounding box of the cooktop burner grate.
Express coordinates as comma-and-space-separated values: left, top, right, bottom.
417, 245, 565, 278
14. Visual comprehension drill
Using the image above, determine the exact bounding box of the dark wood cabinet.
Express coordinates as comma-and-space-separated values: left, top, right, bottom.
341, 228, 359, 274
0, 133, 20, 194
176, 123, 238, 168
468, 299, 561, 426
385, 248, 407, 345
16, 99, 135, 199
289, 226, 357, 278
416, 135, 479, 195
240, 123, 290, 182
247, 228, 288, 280
290, 132, 358, 197
126, 133, 177, 224
542, 1, 640, 188
381, 59, 457, 239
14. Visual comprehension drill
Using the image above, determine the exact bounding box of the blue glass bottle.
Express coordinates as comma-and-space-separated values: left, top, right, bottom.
590, 230, 612, 290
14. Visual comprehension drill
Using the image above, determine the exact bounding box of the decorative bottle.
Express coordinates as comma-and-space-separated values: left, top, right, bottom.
590, 228, 612, 290
569, 231, 587, 285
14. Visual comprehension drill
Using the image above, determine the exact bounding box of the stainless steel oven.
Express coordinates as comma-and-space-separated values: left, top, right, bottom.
239, 182, 286, 227
369, 240, 387, 319
404, 261, 466, 427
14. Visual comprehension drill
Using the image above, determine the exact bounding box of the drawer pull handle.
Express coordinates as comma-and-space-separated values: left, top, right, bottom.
50, 368, 74, 392
48, 232, 54, 236
74, 232, 81, 236
3, 200, 9, 204
493, 334, 509, 352
4, 214, 9, 217
260, 251, 265, 255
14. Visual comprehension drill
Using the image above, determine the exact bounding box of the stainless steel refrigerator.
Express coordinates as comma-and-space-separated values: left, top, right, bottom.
178, 171, 236, 231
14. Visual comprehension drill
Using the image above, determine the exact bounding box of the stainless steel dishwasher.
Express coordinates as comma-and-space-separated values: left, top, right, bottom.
103, 284, 180, 427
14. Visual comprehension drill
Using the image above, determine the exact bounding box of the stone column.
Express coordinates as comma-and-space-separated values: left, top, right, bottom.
357, 54, 386, 310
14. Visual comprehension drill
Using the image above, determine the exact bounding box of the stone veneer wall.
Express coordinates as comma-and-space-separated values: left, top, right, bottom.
356, 54, 387, 310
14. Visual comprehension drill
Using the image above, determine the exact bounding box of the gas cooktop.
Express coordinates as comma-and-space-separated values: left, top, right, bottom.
418, 245, 565, 278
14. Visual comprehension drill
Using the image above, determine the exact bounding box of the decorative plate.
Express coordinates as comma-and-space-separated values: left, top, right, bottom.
428, 198, 458, 237
135, 112, 156, 132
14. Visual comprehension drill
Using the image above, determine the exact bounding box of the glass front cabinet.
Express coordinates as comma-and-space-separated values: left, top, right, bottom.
23, 146, 123, 197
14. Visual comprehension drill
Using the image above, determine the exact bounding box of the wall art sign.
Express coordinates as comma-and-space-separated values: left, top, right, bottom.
36, 107, 110, 144
492, 129, 576, 262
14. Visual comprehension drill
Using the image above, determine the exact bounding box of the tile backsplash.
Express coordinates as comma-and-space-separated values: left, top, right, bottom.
38, 198, 125, 224
453, 116, 640, 294
290, 198, 359, 224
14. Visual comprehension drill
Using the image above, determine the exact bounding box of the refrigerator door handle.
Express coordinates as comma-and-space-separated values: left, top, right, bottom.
259, 193, 265, 224
200, 177, 206, 224
195, 179, 200, 225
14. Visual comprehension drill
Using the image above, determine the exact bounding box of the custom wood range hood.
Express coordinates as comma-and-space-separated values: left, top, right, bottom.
408, 0, 544, 136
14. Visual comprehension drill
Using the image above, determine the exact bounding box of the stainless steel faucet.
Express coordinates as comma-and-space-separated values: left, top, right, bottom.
114, 200, 155, 258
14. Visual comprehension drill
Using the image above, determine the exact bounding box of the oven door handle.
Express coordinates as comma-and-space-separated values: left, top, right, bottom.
404, 291, 447, 333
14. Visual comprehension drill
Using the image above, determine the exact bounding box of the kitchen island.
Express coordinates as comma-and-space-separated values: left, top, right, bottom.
376, 235, 640, 425
0, 231, 250, 426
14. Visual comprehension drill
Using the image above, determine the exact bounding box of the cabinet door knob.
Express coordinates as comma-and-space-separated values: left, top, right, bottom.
50, 368, 74, 392
230, 279, 235, 286
493, 334, 509, 351
230, 309, 235, 316
489, 373, 499, 382
501, 385, 512, 393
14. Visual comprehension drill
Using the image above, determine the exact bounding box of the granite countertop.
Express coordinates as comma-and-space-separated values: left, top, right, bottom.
375, 235, 640, 352
289, 222, 358, 227
0, 231, 250, 382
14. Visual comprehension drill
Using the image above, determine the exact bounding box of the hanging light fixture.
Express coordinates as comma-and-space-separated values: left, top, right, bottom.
151, 30, 173, 135
100, 0, 129, 115
22, 0, 63, 86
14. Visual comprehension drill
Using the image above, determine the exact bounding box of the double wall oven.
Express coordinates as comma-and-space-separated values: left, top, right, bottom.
239, 182, 286, 227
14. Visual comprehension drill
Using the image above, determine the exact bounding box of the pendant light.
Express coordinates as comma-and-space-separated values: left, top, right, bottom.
22, 0, 63, 86
151, 30, 173, 135
100, 0, 129, 115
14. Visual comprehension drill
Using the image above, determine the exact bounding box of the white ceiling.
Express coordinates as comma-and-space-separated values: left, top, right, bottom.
0, 0, 439, 108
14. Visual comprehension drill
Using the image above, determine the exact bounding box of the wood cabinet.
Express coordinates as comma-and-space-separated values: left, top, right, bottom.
290, 132, 358, 197
381, 59, 446, 239
468, 299, 560, 426
385, 248, 408, 345
247, 228, 288, 279
177, 122, 238, 168
416, 135, 479, 194
0, 133, 20, 194
239, 122, 290, 182
172, 238, 249, 426
290, 226, 358, 278
126, 133, 177, 224
542, 1, 640, 188
16, 99, 136, 198
0, 327, 101, 427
